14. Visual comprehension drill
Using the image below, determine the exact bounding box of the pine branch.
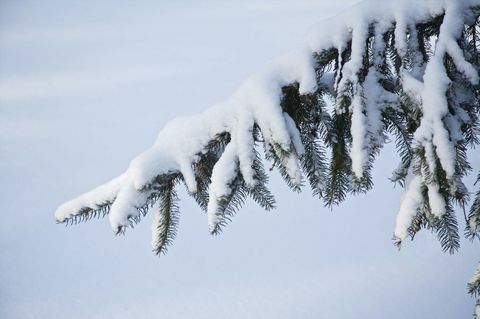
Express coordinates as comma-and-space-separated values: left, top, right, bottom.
209, 174, 248, 235
59, 201, 112, 226
246, 147, 276, 211
56, 3, 480, 279
432, 204, 461, 254
189, 133, 230, 211
384, 106, 413, 186
324, 112, 352, 207
152, 178, 181, 255
469, 264, 480, 296
265, 142, 303, 192
467, 173, 480, 240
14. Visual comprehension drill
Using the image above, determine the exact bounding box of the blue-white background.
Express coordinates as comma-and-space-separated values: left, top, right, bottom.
0, 1, 478, 318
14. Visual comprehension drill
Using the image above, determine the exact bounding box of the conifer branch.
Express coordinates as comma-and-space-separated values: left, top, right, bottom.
55, 6, 480, 309
152, 177, 181, 255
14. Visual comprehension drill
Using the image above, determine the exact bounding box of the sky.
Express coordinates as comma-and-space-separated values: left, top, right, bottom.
0, 0, 479, 318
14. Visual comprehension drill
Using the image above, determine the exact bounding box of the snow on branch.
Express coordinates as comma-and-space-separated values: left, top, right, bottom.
56, 0, 480, 260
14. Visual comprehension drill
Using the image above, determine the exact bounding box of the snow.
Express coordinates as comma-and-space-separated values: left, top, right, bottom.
284, 113, 305, 156
109, 174, 151, 232
55, 173, 127, 222
54, 0, 480, 250
470, 264, 480, 286
401, 71, 424, 100
234, 109, 256, 187
350, 93, 369, 178
207, 142, 239, 232
427, 183, 447, 217
470, 217, 480, 234
413, 1, 479, 178
305, 0, 452, 53
394, 171, 423, 241
56, 47, 318, 231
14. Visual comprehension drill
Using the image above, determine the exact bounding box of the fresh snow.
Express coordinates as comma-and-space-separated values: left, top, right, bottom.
394, 171, 424, 241
207, 142, 240, 232
470, 264, 480, 286
56, 0, 480, 247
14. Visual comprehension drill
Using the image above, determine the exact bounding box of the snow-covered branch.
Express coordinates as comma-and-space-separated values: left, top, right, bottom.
56, 0, 480, 269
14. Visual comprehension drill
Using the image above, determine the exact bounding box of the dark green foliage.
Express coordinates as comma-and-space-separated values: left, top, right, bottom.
383, 106, 413, 186
401, 178, 460, 255
59, 201, 112, 225
190, 133, 231, 211
265, 142, 303, 192
113, 173, 182, 235
397, 147, 463, 253
209, 176, 247, 235
468, 272, 480, 296
152, 177, 181, 255
467, 173, 480, 240
281, 83, 331, 198
209, 129, 275, 235
209, 154, 276, 235
247, 147, 276, 211
433, 205, 460, 254
324, 111, 353, 207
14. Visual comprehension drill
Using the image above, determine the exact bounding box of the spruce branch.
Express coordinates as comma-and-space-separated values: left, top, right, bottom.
152, 177, 181, 255
55, 7, 480, 308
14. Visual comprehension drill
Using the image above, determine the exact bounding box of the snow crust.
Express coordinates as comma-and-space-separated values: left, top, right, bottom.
56, 0, 480, 243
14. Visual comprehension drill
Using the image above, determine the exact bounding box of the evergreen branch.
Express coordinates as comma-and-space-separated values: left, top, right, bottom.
432, 205, 461, 254
59, 201, 113, 226
469, 265, 480, 296
55, 9, 480, 311
324, 111, 352, 207
383, 107, 413, 185
265, 142, 303, 192
466, 173, 480, 240
246, 147, 276, 210
189, 133, 230, 211
152, 178, 181, 255
210, 174, 248, 235
301, 135, 327, 197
